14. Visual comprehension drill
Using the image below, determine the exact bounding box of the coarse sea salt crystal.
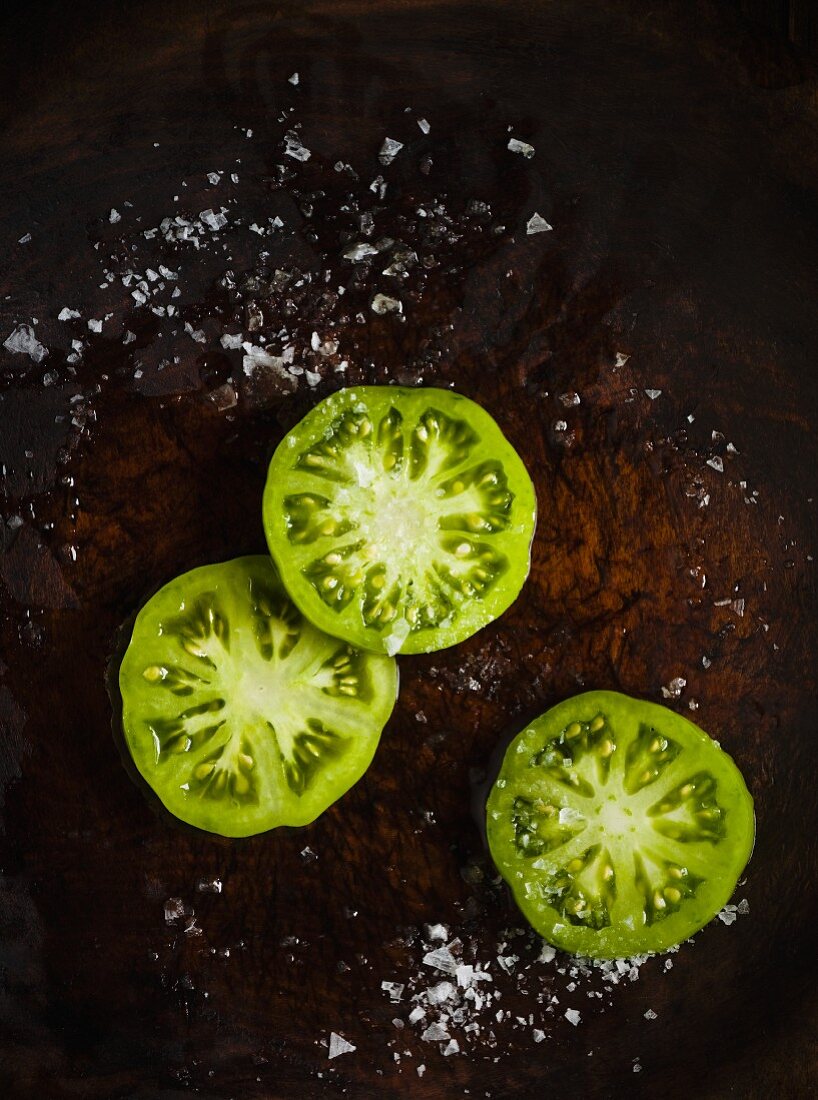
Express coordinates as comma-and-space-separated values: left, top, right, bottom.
384, 617, 411, 656
661, 676, 686, 699
427, 981, 455, 1005
426, 923, 449, 942
564, 1008, 581, 1026
381, 981, 405, 1002
343, 241, 379, 262
288, 72, 299, 85
200, 208, 228, 231
109, 208, 121, 223
327, 1033, 356, 1059
707, 456, 724, 473
58, 308, 81, 321
378, 137, 404, 166
4, 324, 48, 362
526, 212, 552, 235
417, 117, 431, 134
371, 293, 402, 315
508, 137, 535, 159
421, 1022, 450, 1042
88, 319, 103, 333
644, 1009, 658, 1020
220, 333, 244, 350
284, 132, 311, 161
423, 947, 458, 975
645, 388, 662, 400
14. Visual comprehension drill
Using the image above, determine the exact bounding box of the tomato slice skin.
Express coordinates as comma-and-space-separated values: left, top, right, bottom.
486, 691, 755, 958
119, 556, 398, 837
262, 386, 537, 655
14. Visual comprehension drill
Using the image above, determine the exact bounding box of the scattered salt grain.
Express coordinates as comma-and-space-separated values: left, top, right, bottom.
427, 981, 455, 1005
707, 456, 724, 473
18, 232, 31, 244
384, 617, 411, 656
343, 241, 379, 262
645, 388, 662, 400
109, 209, 121, 224
508, 138, 535, 159
378, 137, 404, 166
58, 308, 81, 321
288, 72, 299, 85
421, 1022, 450, 1042
417, 118, 430, 134
426, 923, 449, 942
559, 392, 580, 407
614, 352, 630, 367
382, 981, 405, 1002
423, 946, 458, 976
220, 333, 244, 350
242, 344, 292, 379
737, 898, 750, 915
88, 318, 103, 333
717, 905, 738, 926
327, 1033, 356, 1059
200, 208, 228, 232
197, 878, 223, 893
123, 330, 136, 345
644, 1009, 657, 1020
164, 897, 186, 924
284, 132, 311, 161
526, 212, 553, 235
4, 324, 48, 362
533, 1029, 546, 1043
661, 676, 686, 700
371, 293, 403, 315
564, 1008, 581, 1026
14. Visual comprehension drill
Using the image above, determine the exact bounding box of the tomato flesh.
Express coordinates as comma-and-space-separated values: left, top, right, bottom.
262, 386, 537, 655
119, 556, 398, 837
486, 691, 754, 958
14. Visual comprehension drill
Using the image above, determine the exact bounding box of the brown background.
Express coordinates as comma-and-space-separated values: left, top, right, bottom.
1, 1, 817, 1097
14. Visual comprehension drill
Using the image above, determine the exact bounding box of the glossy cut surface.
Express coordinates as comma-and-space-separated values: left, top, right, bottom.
487, 692, 754, 958
120, 557, 397, 836
263, 387, 537, 654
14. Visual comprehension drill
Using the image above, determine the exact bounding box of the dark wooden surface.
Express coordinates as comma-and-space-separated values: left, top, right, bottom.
1, 1, 818, 1096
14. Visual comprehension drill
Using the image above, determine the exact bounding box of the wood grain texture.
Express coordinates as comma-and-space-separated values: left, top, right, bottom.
1, 1, 817, 1096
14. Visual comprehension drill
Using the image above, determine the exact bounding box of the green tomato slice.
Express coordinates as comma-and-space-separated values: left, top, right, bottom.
486, 691, 754, 958
119, 556, 397, 837
262, 386, 537, 655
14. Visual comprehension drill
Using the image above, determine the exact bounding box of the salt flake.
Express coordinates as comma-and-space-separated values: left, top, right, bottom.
4, 324, 48, 363
508, 137, 535, 159
526, 212, 553, 235
328, 1032, 356, 1059
378, 137, 404, 166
